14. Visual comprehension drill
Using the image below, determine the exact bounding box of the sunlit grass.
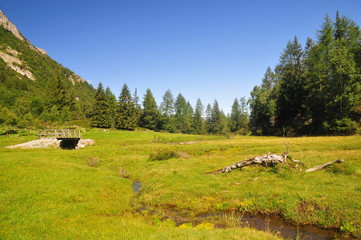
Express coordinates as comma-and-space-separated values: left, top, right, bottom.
1, 129, 360, 238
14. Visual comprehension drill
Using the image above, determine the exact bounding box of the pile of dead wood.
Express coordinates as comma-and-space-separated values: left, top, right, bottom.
205, 152, 344, 174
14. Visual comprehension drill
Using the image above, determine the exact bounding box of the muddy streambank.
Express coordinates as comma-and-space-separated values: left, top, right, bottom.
131, 181, 355, 240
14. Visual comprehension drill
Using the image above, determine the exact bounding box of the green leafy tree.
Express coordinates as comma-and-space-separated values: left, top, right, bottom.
140, 89, 160, 130
91, 82, 112, 128
115, 84, 139, 130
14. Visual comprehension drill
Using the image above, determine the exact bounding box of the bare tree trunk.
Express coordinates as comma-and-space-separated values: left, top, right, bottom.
305, 159, 344, 173
205, 153, 287, 174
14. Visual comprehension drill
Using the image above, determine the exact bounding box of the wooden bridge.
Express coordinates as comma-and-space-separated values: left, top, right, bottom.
38, 129, 82, 139
38, 129, 82, 149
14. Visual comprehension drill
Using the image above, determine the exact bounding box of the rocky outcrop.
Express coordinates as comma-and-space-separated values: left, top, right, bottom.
0, 10, 24, 41
0, 47, 35, 80
5, 138, 95, 149
0, 10, 46, 55
69, 73, 86, 84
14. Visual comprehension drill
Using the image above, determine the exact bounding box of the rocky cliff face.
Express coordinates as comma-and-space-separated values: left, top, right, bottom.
0, 10, 86, 84
0, 10, 24, 41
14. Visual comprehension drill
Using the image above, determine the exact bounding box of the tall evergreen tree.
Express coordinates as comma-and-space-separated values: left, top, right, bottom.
140, 89, 160, 130
54, 77, 75, 111
174, 94, 193, 133
205, 103, 212, 133
249, 67, 278, 135
115, 84, 139, 130
275, 36, 307, 135
105, 86, 117, 127
229, 98, 240, 132
192, 98, 205, 134
159, 89, 175, 132
160, 89, 175, 117
91, 82, 112, 128
209, 100, 228, 134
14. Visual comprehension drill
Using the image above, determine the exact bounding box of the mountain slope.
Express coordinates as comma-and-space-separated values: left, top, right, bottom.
0, 10, 95, 128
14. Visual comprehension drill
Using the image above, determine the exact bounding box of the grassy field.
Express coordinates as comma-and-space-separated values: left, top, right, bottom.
0, 129, 360, 239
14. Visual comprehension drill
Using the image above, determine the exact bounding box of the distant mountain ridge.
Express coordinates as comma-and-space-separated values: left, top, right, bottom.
0, 10, 95, 128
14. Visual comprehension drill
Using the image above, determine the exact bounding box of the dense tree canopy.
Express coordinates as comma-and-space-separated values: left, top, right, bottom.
249, 12, 361, 136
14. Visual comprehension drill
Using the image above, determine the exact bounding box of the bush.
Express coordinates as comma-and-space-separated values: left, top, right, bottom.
86, 157, 99, 167
327, 118, 357, 135
149, 150, 179, 161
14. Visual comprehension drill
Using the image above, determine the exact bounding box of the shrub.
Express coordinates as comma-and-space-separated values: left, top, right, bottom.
325, 118, 357, 135
86, 157, 99, 167
149, 150, 179, 161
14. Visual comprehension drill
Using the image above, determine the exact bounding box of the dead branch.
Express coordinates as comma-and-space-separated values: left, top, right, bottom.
305, 159, 344, 173
205, 153, 287, 174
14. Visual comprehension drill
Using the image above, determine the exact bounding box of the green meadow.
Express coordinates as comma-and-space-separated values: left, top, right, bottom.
0, 129, 360, 239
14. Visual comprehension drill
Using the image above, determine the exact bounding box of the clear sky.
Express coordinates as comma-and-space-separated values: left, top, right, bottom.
1, 0, 361, 114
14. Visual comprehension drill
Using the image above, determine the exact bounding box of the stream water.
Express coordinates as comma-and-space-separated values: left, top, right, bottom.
132, 181, 353, 240
132, 181, 142, 193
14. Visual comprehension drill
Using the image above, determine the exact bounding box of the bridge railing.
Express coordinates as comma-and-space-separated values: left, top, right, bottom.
38, 129, 82, 139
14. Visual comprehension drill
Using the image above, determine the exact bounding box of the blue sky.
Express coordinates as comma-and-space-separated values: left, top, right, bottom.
1, 0, 361, 114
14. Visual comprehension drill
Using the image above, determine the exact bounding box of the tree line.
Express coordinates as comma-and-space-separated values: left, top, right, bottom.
90, 83, 249, 135
249, 12, 361, 136
1, 12, 359, 136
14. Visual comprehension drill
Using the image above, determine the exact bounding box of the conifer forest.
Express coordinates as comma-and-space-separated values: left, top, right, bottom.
1, 12, 360, 136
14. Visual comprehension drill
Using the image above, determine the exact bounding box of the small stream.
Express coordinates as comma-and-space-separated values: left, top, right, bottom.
132, 181, 353, 240
132, 181, 142, 193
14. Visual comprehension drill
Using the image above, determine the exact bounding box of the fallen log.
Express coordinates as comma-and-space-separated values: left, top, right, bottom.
305, 159, 344, 173
205, 153, 287, 174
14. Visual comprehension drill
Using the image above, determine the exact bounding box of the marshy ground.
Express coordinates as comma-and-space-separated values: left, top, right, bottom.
0, 129, 360, 239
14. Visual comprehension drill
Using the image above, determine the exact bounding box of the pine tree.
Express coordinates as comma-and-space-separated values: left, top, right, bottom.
159, 89, 175, 132
192, 98, 205, 134
160, 89, 174, 117
249, 67, 277, 135
54, 77, 75, 111
229, 98, 240, 132
91, 82, 112, 128
115, 84, 139, 130
174, 94, 193, 133
140, 89, 160, 130
205, 104, 212, 133
209, 100, 228, 134
275, 36, 307, 136
105, 86, 117, 127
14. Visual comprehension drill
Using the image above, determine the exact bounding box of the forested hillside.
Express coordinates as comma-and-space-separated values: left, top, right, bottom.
0, 11, 95, 129
1, 11, 359, 136
249, 12, 361, 136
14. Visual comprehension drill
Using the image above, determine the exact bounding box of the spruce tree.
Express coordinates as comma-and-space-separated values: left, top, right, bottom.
209, 100, 228, 134
249, 67, 277, 135
160, 89, 175, 132
229, 98, 240, 132
105, 87, 117, 127
160, 89, 175, 117
91, 82, 112, 128
205, 104, 212, 133
174, 94, 193, 133
192, 98, 205, 134
115, 84, 139, 130
140, 89, 160, 130
275, 36, 307, 136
